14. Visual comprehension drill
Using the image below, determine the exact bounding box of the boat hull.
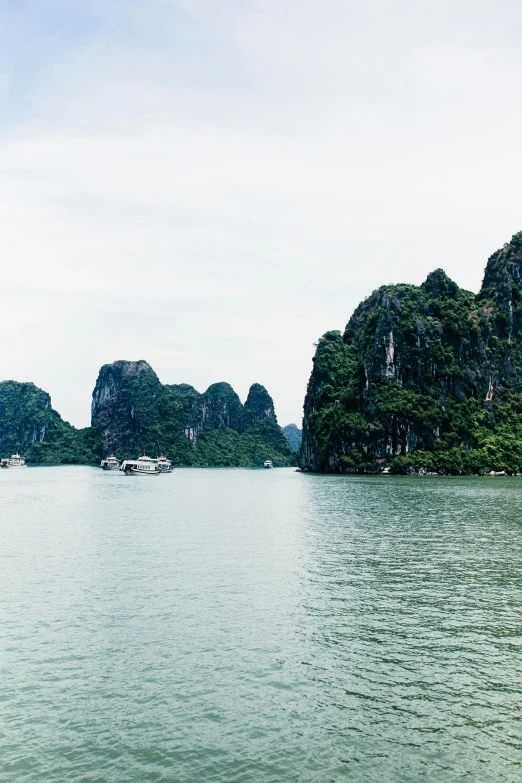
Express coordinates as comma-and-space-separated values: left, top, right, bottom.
122, 467, 161, 475
121, 456, 162, 475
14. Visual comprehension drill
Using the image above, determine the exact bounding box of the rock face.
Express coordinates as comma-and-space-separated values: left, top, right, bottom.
91, 360, 162, 453
201, 383, 243, 432
242, 383, 277, 430
0, 382, 51, 450
0, 381, 98, 464
301, 231, 522, 474
0, 364, 295, 466
90, 362, 295, 466
281, 423, 302, 451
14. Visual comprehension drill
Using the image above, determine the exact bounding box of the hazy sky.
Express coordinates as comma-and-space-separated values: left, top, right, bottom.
1, 0, 522, 428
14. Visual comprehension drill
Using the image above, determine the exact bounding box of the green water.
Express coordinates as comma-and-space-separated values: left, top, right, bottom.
1, 468, 522, 782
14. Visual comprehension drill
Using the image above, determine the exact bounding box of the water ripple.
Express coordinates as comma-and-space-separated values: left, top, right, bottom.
1, 468, 522, 781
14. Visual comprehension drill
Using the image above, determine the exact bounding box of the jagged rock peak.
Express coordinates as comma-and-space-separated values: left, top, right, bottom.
91, 360, 162, 452
480, 230, 522, 301
201, 382, 243, 431
0, 362, 296, 467
242, 383, 277, 430
91, 360, 159, 421
421, 268, 459, 297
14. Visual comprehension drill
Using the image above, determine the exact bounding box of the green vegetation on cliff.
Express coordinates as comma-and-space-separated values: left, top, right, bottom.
0, 363, 294, 467
193, 421, 294, 467
242, 383, 278, 430
91, 362, 295, 467
301, 231, 522, 475
281, 423, 302, 451
0, 382, 101, 464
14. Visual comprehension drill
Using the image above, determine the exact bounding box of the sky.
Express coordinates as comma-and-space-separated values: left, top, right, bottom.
1, 0, 522, 428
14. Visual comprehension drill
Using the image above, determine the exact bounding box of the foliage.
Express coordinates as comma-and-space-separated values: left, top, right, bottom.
301, 231, 522, 475
242, 383, 277, 430
202, 383, 243, 431
192, 421, 296, 467
0, 365, 295, 467
281, 423, 302, 451
89, 365, 295, 467
0, 382, 102, 465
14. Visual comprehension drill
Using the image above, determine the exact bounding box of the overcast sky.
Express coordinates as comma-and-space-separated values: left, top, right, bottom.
1, 0, 521, 428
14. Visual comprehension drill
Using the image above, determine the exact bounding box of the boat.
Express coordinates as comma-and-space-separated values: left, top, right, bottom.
100, 455, 120, 470
1, 454, 27, 469
154, 455, 173, 473
120, 454, 161, 475
264, 459, 273, 469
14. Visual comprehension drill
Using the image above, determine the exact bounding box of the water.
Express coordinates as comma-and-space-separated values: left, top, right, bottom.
1, 468, 522, 782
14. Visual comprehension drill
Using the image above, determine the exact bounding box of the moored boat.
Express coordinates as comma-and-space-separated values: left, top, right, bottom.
1, 454, 27, 469
100, 455, 120, 470
155, 455, 173, 473
120, 454, 161, 475
264, 459, 273, 469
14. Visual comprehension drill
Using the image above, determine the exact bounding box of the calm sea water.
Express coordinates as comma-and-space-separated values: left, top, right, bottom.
1, 467, 522, 782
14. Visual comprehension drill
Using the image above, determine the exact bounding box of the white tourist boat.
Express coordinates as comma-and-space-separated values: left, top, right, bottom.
100, 455, 120, 470
120, 455, 161, 475
264, 459, 273, 469
1, 454, 27, 469
154, 455, 173, 473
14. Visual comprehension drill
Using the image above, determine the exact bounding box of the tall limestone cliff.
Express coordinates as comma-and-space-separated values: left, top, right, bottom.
0, 381, 99, 464
201, 383, 243, 432
242, 383, 277, 430
0, 363, 294, 466
91, 360, 162, 454
301, 231, 522, 474
90, 362, 295, 466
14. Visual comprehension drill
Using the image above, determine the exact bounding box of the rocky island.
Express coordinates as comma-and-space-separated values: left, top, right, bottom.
281, 424, 302, 452
301, 231, 522, 474
0, 363, 296, 467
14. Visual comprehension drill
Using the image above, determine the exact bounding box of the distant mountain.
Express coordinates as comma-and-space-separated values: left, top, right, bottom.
281, 423, 302, 451
91, 360, 295, 467
0, 363, 296, 467
301, 231, 522, 475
